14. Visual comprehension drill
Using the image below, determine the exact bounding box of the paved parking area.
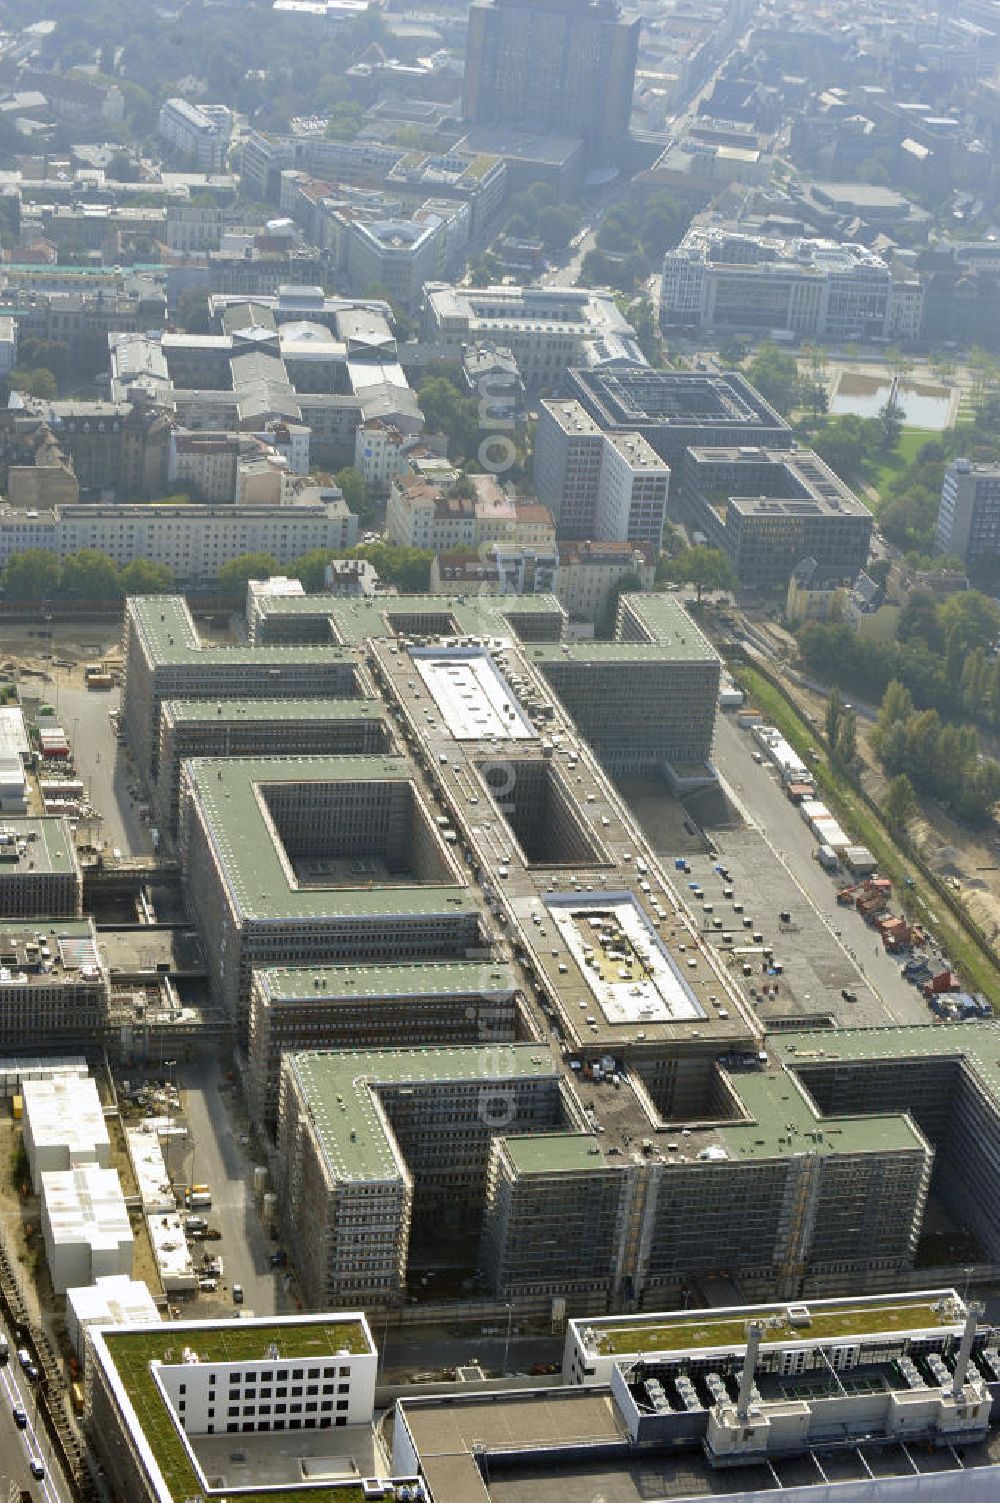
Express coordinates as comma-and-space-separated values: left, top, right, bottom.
125, 1054, 294, 1320
622, 713, 934, 1031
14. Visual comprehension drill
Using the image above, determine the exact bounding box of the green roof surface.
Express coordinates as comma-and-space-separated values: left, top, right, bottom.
248, 590, 564, 647
131, 593, 564, 664
501, 1132, 606, 1173
184, 755, 476, 922
718, 1067, 926, 1160
162, 697, 385, 726
129, 597, 355, 667
103, 1320, 372, 1503
528, 593, 719, 666
131, 593, 716, 674
257, 960, 516, 1002
585, 1295, 961, 1357
289, 1044, 559, 1182
776, 1023, 1000, 1107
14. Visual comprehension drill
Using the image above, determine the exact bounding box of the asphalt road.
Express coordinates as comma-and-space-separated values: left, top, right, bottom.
47, 673, 151, 858
379, 1331, 561, 1381
708, 713, 936, 1027
0, 1316, 72, 1503
168, 1056, 287, 1320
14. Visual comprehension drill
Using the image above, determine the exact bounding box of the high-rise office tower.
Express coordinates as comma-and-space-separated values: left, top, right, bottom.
462, 0, 639, 157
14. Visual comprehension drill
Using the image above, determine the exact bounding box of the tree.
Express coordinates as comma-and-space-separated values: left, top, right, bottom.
217, 552, 280, 594
333, 466, 374, 522
10, 367, 57, 399
176, 289, 211, 335
897, 589, 944, 653
537, 204, 578, 252
666, 546, 735, 603
291, 549, 335, 592
416, 374, 480, 463
878, 396, 903, 452
939, 590, 1000, 657
346, 542, 432, 592
2, 549, 61, 600
108, 149, 140, 182
807, 414, 880, 484
717, 335, 749, 366
885, 346, 914, 381
884, 773, 918, 833
119, 559, 173, 594
17, 337, 71, 380
834, 710, 857, 768
930, 351, 957, 386
746, 343, 801, 416
825, 686, 845, 749
873, 679, 914, 744
324, 101, 364, 140
61, 549, 121, 599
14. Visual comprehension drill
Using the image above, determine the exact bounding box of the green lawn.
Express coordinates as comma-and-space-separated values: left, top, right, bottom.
732, 665, 1000, 1006
870, 427, 939, 503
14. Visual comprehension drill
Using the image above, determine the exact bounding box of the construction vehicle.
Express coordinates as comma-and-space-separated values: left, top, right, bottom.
856, 879, 892, 921
922, 970, 960, 998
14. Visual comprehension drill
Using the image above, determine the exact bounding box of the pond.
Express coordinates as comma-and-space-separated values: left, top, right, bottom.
829, 371, 954, 429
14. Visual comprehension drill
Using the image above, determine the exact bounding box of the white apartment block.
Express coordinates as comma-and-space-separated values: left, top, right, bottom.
490, 541, 559, 597
423, 283, 646, 387
386, 476, 475, 552
0, 496, 357, 584
535, 399, 670, 548
557, 539, 655, 622
334, 202, 469, 313
65, 1276, 161, 1364
151, 1320, 377, 1437
354, 421, 427, 492
0, 315, 17, 375
158, 98, 232, 172
23, 1074, 110, 1192
41, 1163, 132, 1294
662, 226, 924, 341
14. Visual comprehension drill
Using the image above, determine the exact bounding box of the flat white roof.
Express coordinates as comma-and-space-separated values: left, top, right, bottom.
411, 646, 536, 741
126, 1125, 177, 1214
545, 893, 706, 1024
41, 1164, 132, 1250
0, 1055, 87, 1092
67, 1274, 160, 1327
0, 707, 29, 759
23, 1074, 109, 1155
148, 1210, 197, 1290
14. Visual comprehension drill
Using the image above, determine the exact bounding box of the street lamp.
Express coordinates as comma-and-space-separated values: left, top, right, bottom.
502, 1303, 513, 1377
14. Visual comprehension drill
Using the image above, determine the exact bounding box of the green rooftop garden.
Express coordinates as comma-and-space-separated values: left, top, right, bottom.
590, 1300, 955, 1356
103, 1322, 372, 1503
